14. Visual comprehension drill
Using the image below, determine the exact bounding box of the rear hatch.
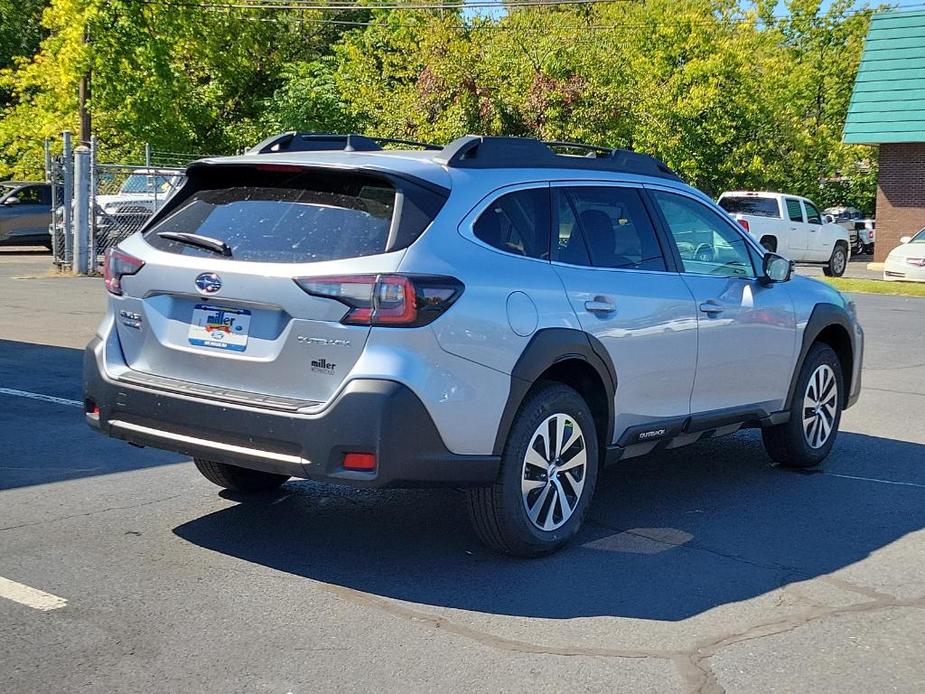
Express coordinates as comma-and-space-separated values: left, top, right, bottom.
111, 162, 447, 406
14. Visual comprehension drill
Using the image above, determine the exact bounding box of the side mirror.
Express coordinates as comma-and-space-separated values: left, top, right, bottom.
822, 214, 835, 225
761, 252, 792, 284
3, 196, 19, 206
900, 236, 912, 244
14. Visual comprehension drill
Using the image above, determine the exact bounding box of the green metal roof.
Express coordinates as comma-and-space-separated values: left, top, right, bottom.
844, 10, 925, 145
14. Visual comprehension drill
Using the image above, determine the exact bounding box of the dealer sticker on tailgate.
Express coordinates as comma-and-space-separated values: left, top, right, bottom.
188, 304, 251, 352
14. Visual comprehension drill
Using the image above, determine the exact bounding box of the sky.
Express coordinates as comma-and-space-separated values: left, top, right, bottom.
463, 0, 925, 21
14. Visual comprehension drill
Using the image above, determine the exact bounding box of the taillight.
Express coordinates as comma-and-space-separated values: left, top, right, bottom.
104, 248, 145, 295
294, 274, 463, 327
737, 218, 750, 233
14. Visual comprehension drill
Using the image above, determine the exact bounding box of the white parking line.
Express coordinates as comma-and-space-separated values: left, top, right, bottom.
0, 387, 81, 408
0, 576, 67, 611
825, 472, 925, 490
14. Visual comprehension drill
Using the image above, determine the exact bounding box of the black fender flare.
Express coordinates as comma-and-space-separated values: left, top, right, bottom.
785, 302, 856, 410
492, 328, 617, 456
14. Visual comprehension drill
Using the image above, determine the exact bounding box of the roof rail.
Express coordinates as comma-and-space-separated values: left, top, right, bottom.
247, 132, 441, 155
433, 135, 680, 180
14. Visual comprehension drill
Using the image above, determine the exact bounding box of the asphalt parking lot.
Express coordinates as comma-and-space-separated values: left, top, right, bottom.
1, 249, 923, 694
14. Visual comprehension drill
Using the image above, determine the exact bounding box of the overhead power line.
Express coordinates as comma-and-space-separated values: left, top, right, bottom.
142, 0, 641, 10
131, 0, 925, 35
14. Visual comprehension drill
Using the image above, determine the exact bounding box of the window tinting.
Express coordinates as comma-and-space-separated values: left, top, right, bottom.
553, 187, 666, 271
785, 198, 804, 223
718, 196, 780, 218
473, 188, 550, 259
144, 169, 418, 263
652, 191, 755, 278
15, 186, 45, 205
804, 201, 822, 225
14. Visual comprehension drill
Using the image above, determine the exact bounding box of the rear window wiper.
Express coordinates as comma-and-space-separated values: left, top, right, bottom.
157, 231, 233, 258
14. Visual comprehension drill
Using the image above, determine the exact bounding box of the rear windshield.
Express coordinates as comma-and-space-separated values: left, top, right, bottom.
143, 167, 445, 263
718, 196, 780, 218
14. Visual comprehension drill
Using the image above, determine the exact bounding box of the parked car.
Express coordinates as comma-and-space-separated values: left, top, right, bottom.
883, 227, 925, 282
95, 169, 184, 246
824, 206, 875, 256
718, 191, 851, 276
0, 181, 52, 248
84, 134, 864, 556
853, 219, 875, 256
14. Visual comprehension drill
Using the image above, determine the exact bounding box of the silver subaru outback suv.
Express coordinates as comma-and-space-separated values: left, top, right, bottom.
85, 133, 863, 556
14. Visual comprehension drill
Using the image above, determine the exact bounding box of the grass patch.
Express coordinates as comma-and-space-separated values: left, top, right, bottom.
820, 277, 925, 298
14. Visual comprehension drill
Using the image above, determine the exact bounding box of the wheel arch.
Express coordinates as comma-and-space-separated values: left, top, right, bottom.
785, 303, 855, 409
492, 329, 616, 458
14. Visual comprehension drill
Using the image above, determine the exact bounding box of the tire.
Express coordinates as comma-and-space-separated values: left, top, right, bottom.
823, 244, 848, 277
467, 382, 599, 557
762, 343, 843, 468
193, 458, 289, 493
760, 237, 777, 253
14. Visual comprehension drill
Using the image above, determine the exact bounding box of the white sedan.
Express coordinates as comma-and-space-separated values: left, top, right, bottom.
884, 227, 925, 282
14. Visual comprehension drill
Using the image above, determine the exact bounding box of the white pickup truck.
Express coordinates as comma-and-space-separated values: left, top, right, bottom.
718, 191, 851, 276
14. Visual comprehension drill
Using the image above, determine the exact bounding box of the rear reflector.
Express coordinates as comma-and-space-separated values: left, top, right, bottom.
343, 452, 376, 471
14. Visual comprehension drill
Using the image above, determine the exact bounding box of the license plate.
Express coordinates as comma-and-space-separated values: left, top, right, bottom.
188, 304, 251, 352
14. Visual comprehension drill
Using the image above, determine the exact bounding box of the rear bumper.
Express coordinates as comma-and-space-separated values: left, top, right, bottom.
83, 337, 499, 488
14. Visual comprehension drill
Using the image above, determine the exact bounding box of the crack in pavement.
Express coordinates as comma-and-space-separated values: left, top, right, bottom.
0, 493, 188, 532
210, 541, 915, 694
680, 593, 925, 694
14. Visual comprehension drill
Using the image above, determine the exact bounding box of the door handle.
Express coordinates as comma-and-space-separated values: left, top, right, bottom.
585, 300, 616, 314
699, 300, 725, 315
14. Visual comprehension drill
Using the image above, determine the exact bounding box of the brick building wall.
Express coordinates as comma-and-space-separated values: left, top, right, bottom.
874, 142, 925, 263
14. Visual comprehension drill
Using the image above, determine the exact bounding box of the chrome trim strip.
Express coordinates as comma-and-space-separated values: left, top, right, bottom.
108, 419, 310, 466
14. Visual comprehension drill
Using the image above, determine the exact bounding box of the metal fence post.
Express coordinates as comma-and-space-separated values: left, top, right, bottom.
43, 139, 51, 182
145, 143, 151, 168
62, 131, 73, 269
73, 145, 91, 275
89, 136, 97, 270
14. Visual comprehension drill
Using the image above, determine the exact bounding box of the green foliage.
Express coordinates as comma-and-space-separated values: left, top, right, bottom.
0, 0, 881, 214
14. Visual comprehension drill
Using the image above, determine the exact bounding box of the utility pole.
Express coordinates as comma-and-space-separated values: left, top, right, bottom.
78, 26, 91, 145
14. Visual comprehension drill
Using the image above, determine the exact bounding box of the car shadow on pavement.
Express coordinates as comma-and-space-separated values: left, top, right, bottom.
174, 430, 925, 621
0, 339, 183, 490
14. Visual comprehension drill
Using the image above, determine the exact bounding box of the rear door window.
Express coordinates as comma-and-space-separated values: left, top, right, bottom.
785, 198, 804, 223
144, 168, 445, 263
553, 187, 666, 272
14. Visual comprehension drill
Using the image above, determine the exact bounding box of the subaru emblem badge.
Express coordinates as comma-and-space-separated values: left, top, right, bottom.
195, 272, 222, 294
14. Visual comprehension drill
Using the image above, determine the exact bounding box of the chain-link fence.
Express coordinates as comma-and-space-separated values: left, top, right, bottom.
91, 164, 185, 259
45, 135, 201, 274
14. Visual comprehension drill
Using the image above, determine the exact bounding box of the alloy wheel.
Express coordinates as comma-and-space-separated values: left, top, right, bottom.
832, 249, 847, 275
803, 364, 838, 449
521, 413, 587, 531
